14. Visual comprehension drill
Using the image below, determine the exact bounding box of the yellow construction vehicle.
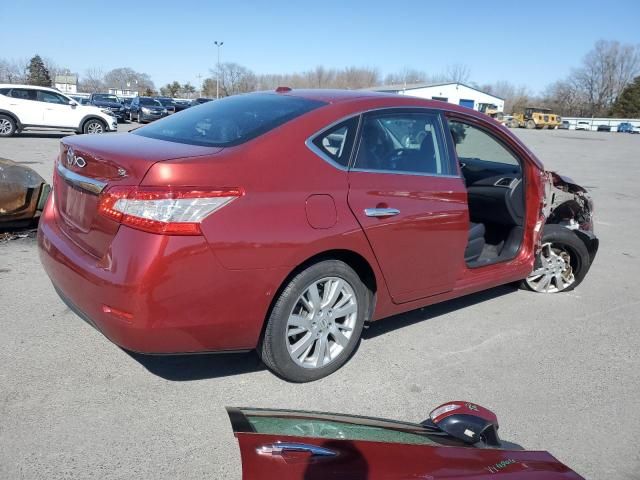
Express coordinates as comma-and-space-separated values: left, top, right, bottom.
509, 107, 561, 129
478, 103, 504, 122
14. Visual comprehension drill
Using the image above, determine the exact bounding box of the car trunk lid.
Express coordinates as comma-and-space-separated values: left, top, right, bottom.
53, 133, 222, 258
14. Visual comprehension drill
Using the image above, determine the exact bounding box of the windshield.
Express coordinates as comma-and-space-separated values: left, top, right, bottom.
140, 97, 162, 106
156, 98, 174, 106
134, 93, 325, 147
93, 94, 120, 103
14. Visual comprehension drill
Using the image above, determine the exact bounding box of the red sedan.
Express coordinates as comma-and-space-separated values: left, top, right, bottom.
38, 89, 598, 382
228, 400, 584, 479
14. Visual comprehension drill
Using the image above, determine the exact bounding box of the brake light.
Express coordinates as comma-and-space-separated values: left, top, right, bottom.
98, 186, 242, 235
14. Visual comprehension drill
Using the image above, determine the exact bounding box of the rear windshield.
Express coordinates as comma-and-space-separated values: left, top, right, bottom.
133, 93, 326, 147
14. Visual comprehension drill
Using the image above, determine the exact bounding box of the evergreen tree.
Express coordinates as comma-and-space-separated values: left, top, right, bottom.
26, 55, 52, 87
611, 76, 640, 117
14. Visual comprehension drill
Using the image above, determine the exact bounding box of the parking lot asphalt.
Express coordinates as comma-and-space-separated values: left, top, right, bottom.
1, 124, 639, 479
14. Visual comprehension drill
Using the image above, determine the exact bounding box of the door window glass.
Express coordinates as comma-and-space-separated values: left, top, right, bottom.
311, 117, 358, 167
354, 112, 452, 175
449, 121, 520, 167
10, 89, 37, 101
37, 91, 68, 104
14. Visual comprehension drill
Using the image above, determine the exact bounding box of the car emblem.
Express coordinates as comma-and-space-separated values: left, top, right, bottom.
117, 168, 127, 177
66, 148, 86, 168
466, 403, 479, 412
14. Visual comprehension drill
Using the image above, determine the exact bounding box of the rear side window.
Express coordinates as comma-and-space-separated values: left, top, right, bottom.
310, 117, 359, 167
134, 93, 325, 147
9, 89, 37, 101
354, 111, 452, 175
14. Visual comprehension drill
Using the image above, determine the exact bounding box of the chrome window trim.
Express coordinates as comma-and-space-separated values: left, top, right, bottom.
305, 106, 463, 179
56, 162, 107, 195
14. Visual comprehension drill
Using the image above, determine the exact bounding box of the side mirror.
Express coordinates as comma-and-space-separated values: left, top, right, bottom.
68, 100, 78, 108
422, 401, 501, 447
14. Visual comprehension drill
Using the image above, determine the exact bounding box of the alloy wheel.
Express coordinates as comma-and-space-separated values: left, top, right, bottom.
525, 243, 575, 293
0, 118, 13, 135
86, 121, 104, 134
286, 277, 358, 369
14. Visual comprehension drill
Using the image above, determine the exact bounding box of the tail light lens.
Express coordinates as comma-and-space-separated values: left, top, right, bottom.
98, 186, 242, 235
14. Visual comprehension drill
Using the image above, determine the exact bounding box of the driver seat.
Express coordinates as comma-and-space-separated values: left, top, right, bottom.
465, 222, 486, 263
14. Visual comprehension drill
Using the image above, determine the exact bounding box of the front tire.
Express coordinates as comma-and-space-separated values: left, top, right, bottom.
522, 225, 591, 293
0, 114, 17, 137
526, 119, 536, 129
260, 260, 370, 382
83, 119, 105, 134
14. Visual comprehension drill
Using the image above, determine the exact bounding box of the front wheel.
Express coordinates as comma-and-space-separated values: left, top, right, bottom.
522, 225, 592, 293
0, 114, 17, 137
83, 119, 105, 134
260, 260, 370, 382
526, 119, 536, 129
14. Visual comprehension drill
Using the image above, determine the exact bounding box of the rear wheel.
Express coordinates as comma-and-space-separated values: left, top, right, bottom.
0, 114, 17, 137
526, 119, 536, 129
522, 225, 591, 293
83, 119, 105, 134
260, 260, 370, 382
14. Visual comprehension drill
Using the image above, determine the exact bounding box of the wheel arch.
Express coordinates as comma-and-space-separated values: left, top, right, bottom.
0, 109, 22, 129
259, 248, 379, 346
78, 115, 107, 133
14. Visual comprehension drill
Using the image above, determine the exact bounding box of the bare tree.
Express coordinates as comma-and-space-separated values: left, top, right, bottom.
0, 57, 28, 83
444, 64, 471, 84
104, 67, 155, 93
384, 67, 429, 86
79, 68, 104, 93
210, 62, 258, 97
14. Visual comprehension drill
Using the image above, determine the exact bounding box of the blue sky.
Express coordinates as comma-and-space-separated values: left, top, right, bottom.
1, 0, 639, 93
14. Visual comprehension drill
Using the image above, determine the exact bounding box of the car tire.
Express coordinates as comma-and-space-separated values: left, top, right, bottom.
137, 111, 142, 123
521, 225, 592, 293
129, 112, 133, 122
526, 119, 536, 129
260, 260, 370, 382
83, 119, 106, 134
0, 114, 17, 137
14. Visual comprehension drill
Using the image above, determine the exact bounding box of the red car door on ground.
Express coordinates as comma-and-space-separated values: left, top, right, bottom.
347, 110, 468, 304
228, 407, 583, 480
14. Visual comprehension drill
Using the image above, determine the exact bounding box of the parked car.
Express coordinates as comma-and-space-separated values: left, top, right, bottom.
559, 120, 570, 129
228, 401, 585, 478
128, 96, 167, 123
89, 93, 127, 122
596, 124, 611, 132
154, 97, 176, 114
121, 97, 133, 113
38, 89, 598, 382
0, 84, 118, 136
617, 122, 638, 133
0, 157, 50, 228
190, 97, 212, 106
575, 121, 591, 131
172, 99, 192, 112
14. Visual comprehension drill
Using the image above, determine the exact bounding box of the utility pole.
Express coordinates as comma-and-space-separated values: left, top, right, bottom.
214, 40, 224, 99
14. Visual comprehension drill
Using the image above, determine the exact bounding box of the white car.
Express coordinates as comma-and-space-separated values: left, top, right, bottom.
0, 84, 118, 137
575, 121, 591, 131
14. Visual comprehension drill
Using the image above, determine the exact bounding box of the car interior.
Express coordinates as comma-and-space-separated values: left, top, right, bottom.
448, 121, 525, 267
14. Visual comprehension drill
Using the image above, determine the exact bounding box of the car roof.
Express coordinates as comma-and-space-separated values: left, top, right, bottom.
0, 84, 62, 93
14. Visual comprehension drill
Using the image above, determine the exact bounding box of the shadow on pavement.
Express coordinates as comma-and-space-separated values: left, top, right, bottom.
126, 350, 265, 381
363, 284, 518, 339
16, 132, 70, 139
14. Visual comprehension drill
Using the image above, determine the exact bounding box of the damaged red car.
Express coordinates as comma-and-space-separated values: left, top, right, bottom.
38, 89, 598, 382
228, 400, 584, 479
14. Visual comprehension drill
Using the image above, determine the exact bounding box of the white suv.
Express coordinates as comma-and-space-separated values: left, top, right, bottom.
0, 84, 118, 137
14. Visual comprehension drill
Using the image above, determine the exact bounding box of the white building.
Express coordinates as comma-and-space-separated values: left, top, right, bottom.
367, 82, 504, 113
54, 75, 78, 94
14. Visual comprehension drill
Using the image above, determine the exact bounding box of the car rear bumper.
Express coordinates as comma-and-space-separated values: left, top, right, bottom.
37, 193, 284, 354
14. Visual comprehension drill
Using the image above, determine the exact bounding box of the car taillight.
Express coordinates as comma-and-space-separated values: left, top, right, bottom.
98, 186, 242, 235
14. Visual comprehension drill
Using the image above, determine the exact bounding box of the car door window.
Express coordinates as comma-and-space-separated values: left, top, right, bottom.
10, 88, 37, 101
449, 121, 520, 168
238, 409, 441, 446
310, 117, 358, 168
353, 112, 452, 175
37, 91, 68, 105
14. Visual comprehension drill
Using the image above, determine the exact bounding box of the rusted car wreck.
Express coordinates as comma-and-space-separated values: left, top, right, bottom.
0, 158, 50, 229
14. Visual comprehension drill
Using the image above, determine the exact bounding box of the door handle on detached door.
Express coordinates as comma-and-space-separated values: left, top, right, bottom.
364, 207, 400, 217
257, 442, 337, 458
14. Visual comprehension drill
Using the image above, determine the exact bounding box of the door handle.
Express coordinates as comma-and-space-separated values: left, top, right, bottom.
256, 442, 337, 457
364, 208, 400, 217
